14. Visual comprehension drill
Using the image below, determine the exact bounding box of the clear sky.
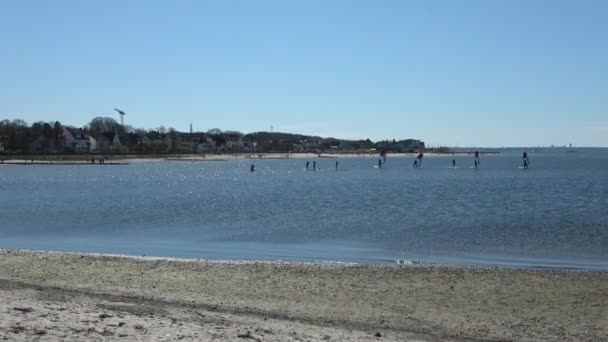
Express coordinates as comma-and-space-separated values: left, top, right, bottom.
1, 0, 607, 147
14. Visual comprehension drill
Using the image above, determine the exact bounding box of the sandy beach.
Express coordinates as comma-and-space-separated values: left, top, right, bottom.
0, 250, 606, 341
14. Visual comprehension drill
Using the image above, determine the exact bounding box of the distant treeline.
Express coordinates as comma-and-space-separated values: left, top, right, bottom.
0, 117, 430, 155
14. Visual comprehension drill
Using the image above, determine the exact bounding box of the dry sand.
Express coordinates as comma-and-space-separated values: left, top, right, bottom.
0, 250, 606, 341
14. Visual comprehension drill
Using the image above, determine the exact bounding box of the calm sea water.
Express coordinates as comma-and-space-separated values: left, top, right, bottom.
1, 150, 607, 269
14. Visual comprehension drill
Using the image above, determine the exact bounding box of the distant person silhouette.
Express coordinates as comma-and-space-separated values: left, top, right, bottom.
306, 161, 310, 170
523, 152, 529, 169
378, 159, 382, 168
413, 153, 423, 168
250, 164, 255, 172
452, 159, 456, 167
335, 160, 339, 170
313, 161, 316, 171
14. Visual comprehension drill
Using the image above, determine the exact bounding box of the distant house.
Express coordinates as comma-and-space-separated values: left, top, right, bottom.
298, 139, 321, 153
179, 140, 197, 153
31, 135, 51, 153
121, 133, 144, 153
399, 139, 425, 151
177, 133, 204, 153
225, 138, 243, 152
30, 134, 65, 154
292, 142, 304, 152
164, 134, 174, 152
242, 140, 257, 153
142, 134, 171, 153
197, 136, 216, 152
97, 132, 125, 153
63, 127, 96, 153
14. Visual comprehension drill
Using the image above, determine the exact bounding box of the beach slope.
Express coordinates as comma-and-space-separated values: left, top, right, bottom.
0, 250, 606, 341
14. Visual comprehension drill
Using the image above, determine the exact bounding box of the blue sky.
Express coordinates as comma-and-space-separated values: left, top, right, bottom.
1, 0, 607, 146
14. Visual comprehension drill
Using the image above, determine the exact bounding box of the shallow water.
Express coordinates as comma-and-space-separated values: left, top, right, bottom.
1, 150, 607, 269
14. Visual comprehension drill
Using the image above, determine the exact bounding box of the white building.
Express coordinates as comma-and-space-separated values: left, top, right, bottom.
63, 127, 96, 152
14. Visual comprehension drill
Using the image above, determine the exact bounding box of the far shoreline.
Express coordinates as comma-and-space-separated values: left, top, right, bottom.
0, 151, 499, 164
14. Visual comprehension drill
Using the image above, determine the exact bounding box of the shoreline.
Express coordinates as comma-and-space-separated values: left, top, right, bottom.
0, 161, 128, 165
1, 248, 605, 272
0, 151, 496, 163
1, 249, 606, 341
0, 153, 493, 166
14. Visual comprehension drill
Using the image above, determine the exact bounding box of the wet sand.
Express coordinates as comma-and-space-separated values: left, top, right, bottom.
0, 250, 606, 341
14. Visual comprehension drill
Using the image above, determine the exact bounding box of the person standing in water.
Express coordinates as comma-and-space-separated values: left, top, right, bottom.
313, 161, 316, 171
452, 159, 456, 168
474, 151, 480, 168
523, 152, 529, 169
250, 163, 255, 172
306, 161, 310, 170
413, 152, 423, 168
335, 160, 339, 170
378, 158, 382, 168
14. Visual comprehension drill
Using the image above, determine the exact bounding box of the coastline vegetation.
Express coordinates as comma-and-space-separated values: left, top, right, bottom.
1, 117, 429, 156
